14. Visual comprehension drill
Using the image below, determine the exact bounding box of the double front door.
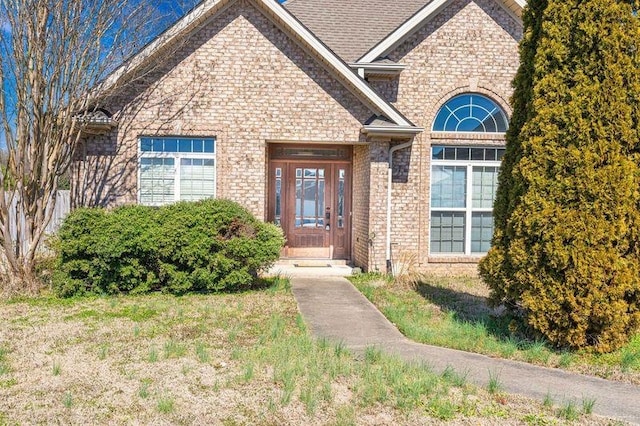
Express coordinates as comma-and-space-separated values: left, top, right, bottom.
269, 152, 352, 259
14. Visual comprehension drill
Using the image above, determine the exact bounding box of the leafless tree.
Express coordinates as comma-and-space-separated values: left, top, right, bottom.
0, 0, 197, 294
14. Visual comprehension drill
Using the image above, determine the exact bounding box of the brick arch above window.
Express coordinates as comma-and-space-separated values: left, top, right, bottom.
432, 93, 509, 133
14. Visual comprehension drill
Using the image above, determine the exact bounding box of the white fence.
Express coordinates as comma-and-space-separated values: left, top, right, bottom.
6, 190, 71, 251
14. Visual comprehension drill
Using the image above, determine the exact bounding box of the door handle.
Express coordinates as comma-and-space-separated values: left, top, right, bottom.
325, 208, 331, 231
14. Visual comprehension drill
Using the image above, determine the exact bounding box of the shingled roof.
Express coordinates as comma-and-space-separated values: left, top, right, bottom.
284, 0, 433, 62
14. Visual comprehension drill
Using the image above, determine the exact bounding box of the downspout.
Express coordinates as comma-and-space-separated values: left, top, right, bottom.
387, 140, 413, 275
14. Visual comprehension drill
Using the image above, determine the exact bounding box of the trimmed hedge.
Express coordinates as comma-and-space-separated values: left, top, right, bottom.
52, 199, 284, 297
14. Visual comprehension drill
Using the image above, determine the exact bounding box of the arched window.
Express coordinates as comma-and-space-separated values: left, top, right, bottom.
432, 93, 508, 133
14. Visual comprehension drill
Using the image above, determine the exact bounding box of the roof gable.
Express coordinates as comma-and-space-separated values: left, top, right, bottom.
101, 0, 418, 130
357, 0, 525, 63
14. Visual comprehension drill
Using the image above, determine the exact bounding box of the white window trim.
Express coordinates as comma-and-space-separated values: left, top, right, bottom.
137, 139, 217, 206
430, 157, 501, 256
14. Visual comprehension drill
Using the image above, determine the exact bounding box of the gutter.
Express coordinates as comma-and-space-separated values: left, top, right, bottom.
386, 140, 414, 274
362, 125, 424, 138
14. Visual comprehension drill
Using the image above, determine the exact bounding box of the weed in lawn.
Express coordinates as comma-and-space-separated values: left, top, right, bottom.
300, 384, 319, 414
523, 340, 551, 365
487, 370, 502, 394
496, 336, 519, 358
543, 392, 554, 408
227, 327, 239, 344
364, 346, 382, 364
181, 364, 193, 376
267, 314, 286, 341
241, 363, 254, 382
98, 344, 109, 360
582, 397, 596, 415
334, 341, 348, 358
558, 351, 574, 368
0, 377, 17, 388
359, 367, 389, 406
295, 313, 307, 333
164, 340, 187, 359
63, 392, 73, 408
139, 380, 151, 399
620, 347, 640, 372
427, 397, 456, 421
148, 346, 158, 363
133, 325, 141, 338
0, 364, 9, 376
0, 346, 8, 362
558, 400, 579, 421
334, 404, 356, 426
522, 413, 554, 425
195, 342, 210, 363
280, 371, 295, 406
157, 396, 175, 414
52, 362, 61, 376
442, 365, 467, 387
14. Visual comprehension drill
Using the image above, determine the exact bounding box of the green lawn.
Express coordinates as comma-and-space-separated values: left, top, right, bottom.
0, 278, 607, 424
350, 273, 640, 385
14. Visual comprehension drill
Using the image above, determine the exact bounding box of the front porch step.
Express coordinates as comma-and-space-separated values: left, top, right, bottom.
265, 259, 360, 278
275, 258, 349, 267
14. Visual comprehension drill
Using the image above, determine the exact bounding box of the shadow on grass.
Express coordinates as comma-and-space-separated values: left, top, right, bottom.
413, 281, 527, 346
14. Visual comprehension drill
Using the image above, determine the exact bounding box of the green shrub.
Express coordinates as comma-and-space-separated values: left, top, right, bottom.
53, 199, 284, 296
479, 0, 640, 353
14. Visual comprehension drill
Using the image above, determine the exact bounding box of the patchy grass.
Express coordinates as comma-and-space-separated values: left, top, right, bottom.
350, 273, 640, 385
0, 277, 608, 424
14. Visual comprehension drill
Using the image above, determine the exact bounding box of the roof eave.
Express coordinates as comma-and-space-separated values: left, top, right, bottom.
362, 125, 425, 138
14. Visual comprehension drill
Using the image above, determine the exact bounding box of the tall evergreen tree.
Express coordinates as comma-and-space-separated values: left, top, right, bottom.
479, 0, 640, 353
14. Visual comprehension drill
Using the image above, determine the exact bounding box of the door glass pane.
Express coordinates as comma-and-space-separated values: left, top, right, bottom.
431, 165, 467, 208
318, 179, 325, 227
295, 178, 303, 221
337, 169, 345, 228
303, 179, 317, 227
275, 168, 282, 226
295, 167, 325, 228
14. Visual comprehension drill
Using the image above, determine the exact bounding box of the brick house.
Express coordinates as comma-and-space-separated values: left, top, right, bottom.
75, 0, 524, 274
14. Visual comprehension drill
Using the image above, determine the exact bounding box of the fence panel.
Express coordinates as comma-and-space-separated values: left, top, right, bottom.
6, 190, 71, 253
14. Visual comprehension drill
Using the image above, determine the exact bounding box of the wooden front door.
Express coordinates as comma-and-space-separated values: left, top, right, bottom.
268, 145, 352, 259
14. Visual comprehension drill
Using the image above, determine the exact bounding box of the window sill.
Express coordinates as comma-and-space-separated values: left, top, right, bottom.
428, 256, 484, 264
430, 132, 507, 141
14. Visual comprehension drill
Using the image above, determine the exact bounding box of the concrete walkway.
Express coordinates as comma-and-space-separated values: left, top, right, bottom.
291, 275, 640, 424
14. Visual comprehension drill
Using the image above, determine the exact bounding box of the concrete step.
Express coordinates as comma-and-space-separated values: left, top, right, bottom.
265, 261, 360, 278
275, 258, 349, 267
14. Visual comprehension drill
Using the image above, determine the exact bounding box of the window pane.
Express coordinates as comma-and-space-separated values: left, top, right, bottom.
471, 212, 494, 253
431, 212, 465, 254
165, 139, 178, 152
432, 146, 445, 160
180, 158, 216, 201
431, 165, 467, 208
140, 157, 175, 205
432, 93, 508, 133
472, 166, 499, 208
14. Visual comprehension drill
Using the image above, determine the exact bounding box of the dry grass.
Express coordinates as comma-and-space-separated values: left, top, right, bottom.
0, 279, 617, 425
352, 273, 640, 386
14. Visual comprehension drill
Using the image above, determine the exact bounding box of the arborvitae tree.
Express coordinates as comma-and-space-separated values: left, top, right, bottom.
479, 0, 640, 353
